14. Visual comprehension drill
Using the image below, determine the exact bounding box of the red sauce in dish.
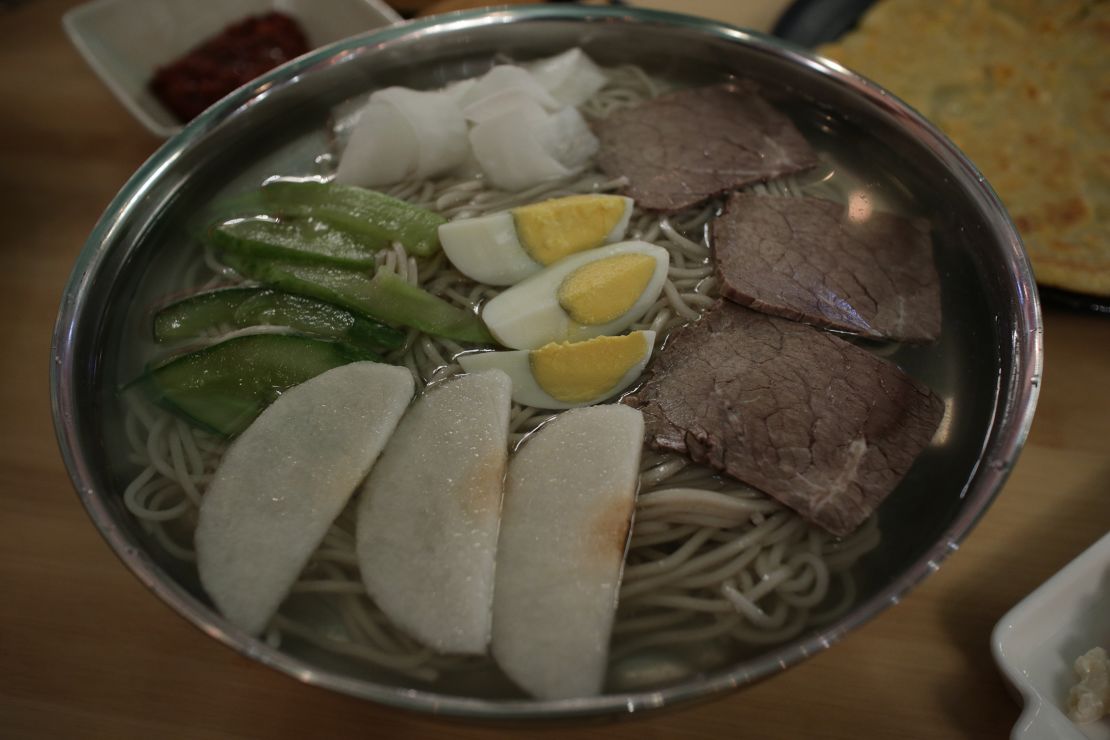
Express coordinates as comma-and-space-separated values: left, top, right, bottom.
149, 12, 309, 123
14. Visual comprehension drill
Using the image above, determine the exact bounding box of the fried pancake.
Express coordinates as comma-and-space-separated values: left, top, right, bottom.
820, 0, 1109, 296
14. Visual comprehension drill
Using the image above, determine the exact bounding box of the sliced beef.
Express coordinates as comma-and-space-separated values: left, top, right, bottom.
624, 301, 943, 536
711, 194, 942, 342
594, 83, 818, 212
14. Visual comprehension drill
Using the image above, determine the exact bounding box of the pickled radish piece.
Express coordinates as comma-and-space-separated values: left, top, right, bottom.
356, 370, 512, 654
458, 65, 560, 113
463, 89, 551, 125
370, 87, 468, 179
195, 362, 414, 635
336, 54, 606, 189
491, 405, 644, 699
539, 106, 599, 171
442, 77, 476, 102
529, 49, 608, 107
469, 101, 567, 190
335, 102, 418, 187
470, 101, 598, 191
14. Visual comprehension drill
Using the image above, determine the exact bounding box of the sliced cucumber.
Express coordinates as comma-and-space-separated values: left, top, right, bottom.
209, 217, 384, 268
141, 334, 378, 436
234, 291, 405, 351
220, 253, 493, 344
153, 287, 405, 352
153, 287, 257, 342
259, 180, 445, 257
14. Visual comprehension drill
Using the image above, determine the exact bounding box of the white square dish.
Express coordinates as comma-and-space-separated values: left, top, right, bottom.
992, 532, 1110, 740
62, 0, 402, 138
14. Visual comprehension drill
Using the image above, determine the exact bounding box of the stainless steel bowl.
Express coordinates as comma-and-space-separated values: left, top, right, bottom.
51, 6, 1042, 720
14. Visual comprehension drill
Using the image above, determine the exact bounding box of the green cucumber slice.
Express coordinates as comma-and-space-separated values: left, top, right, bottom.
259, 180, 445, 257
209, 217, 384, 268
233, 291, 405, 352
220, 254, 492, 344
153, 288, 405, 352
153, 287, 257, 342
142, 334, 379, 436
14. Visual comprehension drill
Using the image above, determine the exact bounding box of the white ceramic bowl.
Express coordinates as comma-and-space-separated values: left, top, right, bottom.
62, 0, 400, 137
993, 532, 1110, 740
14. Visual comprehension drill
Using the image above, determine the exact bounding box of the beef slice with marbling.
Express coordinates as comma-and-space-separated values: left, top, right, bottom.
594, 83, 818, 212
624, 301, 944, 536
712, 194, 942, 342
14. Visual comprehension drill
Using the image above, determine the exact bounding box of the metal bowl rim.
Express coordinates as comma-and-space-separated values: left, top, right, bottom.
50, 4, 1043, 720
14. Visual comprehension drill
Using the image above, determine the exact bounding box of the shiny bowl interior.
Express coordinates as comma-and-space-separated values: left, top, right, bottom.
51, 6, 1042, 720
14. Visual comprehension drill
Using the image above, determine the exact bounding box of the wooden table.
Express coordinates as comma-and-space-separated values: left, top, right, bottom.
2, 1, 1107, 737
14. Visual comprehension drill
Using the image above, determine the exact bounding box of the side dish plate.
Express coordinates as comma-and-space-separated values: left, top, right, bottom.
62, 0, 400, 137
992, 532, 1110, 740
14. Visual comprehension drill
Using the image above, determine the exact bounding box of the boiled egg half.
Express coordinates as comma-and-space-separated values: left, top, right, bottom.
458, 331, 655, 409
480, 240, 668, 349
440, 194, 634, 286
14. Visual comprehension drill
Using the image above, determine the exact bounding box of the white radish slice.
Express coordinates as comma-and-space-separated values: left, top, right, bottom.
195, 362, 414, 636
335, 102, 418, 187
370, 87, 468, 180
443, 77, 477, 102
450, 146, 484, 180
491, 405, 644, 699
457, 65, 560, 112
528, 49, 608, 107
469, 101, 576, 191
356, 369, 512, 655
463, 88, 553, 125
538, 106, 599, 170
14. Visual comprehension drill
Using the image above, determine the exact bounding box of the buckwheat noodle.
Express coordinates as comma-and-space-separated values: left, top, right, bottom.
119, 64, 879, 687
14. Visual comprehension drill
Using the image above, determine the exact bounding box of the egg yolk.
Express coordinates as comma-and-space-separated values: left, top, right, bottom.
529, 333, 648, 403
513, 195, 627, 265
556, 253, 657, 325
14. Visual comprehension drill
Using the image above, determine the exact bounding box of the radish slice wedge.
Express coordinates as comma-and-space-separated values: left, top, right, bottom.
458, 65, 560, 112
370, 87, 468, 180
335, 102, 419, 187
539, 106, 599, 170
195, 361, 414, 636
463, 88, 551, 125
528, 49, 608, 107
469, 102, 570, 190
491, 404, 644, 699
356, 369, 512, 655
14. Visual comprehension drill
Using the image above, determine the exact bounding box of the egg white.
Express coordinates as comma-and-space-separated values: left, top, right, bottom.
439, 196, 634, 286
480, 241, 669, 350
440, 211, 542, 286
457, 330, 656, 409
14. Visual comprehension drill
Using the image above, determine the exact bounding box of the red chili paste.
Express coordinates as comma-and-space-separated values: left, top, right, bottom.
149, 12, 309, 123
